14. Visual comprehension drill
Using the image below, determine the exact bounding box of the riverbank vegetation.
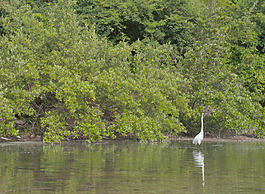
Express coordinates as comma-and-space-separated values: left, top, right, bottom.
0, 0, 264, 142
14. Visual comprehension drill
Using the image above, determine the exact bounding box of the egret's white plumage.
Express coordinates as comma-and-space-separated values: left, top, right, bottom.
193, 113, 204, 145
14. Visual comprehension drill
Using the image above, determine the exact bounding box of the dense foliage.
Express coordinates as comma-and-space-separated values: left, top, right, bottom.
0, 0, 264, 142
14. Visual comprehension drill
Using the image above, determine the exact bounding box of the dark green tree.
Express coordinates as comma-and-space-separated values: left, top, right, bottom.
178, 0, 264, 136
0, 0, 190, 142
74, 0, 196, 50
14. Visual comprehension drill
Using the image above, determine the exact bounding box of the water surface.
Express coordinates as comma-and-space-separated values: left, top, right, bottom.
0, 140, 265, 193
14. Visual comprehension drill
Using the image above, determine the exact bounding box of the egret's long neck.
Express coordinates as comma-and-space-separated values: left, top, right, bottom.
201, 114, 204, 133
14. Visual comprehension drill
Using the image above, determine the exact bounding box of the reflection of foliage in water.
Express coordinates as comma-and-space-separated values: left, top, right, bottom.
0, 141, 193, 192
1, 141, 265, 193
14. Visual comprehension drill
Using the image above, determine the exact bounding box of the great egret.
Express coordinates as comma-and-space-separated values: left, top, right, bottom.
193, 113, 204, 145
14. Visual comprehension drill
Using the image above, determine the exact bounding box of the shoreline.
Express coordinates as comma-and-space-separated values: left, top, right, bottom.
1, 135, 264, 143
169, 136, 265, 142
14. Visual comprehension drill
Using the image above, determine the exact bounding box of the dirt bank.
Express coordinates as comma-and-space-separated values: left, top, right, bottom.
170, 136, 265, 142
1, 135, 264, 143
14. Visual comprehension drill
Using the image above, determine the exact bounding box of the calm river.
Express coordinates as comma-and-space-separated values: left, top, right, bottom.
0, 140, 265, 193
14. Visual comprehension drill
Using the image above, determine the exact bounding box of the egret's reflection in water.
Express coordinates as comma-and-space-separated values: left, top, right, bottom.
193, 150, 205, 187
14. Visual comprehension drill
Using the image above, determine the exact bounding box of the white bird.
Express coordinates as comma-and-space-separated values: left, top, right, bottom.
193, 113, 204, 145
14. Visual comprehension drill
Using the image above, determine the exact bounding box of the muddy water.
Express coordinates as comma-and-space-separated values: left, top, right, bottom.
0, 140, 265, 193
